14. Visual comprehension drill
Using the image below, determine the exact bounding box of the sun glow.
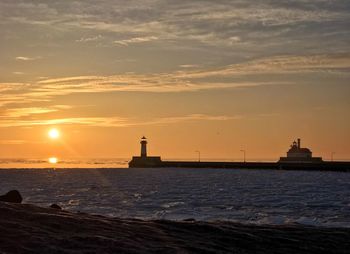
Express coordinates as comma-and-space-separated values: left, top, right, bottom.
49, 157, 58, 164
48, 128, 60, 139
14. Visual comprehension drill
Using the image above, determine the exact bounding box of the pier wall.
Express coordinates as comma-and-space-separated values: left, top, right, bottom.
129, 158, 350, 171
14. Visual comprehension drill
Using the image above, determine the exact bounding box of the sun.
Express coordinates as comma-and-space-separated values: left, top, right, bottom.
48, 128, 60, 139
49, 157, 58, 164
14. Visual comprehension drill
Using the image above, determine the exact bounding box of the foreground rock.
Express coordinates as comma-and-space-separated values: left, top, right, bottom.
0, 202, 349, 253
50, 203, 62, 210
0, 190, 22, 203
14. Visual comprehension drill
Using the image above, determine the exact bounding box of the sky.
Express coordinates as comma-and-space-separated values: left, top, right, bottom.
0, 0, 350, 161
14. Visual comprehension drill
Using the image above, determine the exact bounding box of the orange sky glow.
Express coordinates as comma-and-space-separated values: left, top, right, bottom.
0, 1, 349, 162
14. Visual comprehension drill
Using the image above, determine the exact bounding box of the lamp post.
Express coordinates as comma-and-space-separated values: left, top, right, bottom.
195, 150, 201, 162
240, 150, 246, 163
331, 152, 335, 162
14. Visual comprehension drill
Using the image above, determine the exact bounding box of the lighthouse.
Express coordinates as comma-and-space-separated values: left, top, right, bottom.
140, 136, 147, 157
279, 138, 322, 163
129, 137, 161, 167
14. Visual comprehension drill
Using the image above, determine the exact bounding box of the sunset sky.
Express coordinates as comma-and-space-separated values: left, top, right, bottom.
0, 0, 349, 161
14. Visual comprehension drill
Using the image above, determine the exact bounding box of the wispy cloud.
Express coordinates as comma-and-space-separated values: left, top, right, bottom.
114, 36, 158, 46
0, 114, 239, 128
0, 0, 348, 56
1, 0, 349, 84
0, 83, 30, 92
137, 114, 241, 126
3, 105, 72, 118
4, 107, 58, 117
15, 56, 41, 61
12, 72, 25, 75
76, 35, 103, 43
0, 140, 27, 145
179, 64, 200, 69
1, 53, 349, 109
176, 53, 350, 78
0, 117, 124, 128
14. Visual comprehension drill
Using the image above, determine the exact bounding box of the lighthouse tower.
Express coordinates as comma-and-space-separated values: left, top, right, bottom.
129, 136, 161, 167
140, 136, 147, 157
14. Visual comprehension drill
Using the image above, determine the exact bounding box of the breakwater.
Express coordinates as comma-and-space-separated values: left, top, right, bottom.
129, 158, 350, 171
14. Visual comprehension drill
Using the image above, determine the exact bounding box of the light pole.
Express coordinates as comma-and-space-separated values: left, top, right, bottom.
195, 150, 201, 162
331, 152, 335, 162
240, 150, 246, 163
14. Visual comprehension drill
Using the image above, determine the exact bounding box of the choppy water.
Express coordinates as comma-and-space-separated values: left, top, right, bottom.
0, 167, 349, 227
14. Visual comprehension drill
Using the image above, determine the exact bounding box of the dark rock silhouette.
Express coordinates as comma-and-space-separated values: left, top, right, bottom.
183, 218, 196, 222
1, 202, 350, 253
0, 190, 22, 203
50, 204, 62, 210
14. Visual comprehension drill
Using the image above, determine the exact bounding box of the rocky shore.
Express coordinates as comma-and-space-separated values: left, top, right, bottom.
0, 202, 349, 253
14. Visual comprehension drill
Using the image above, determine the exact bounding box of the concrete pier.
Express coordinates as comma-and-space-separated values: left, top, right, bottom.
129, 137, 350, 171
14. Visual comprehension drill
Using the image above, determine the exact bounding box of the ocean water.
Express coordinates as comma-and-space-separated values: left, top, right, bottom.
0, 158, 129, 169
0, 167, 349, 228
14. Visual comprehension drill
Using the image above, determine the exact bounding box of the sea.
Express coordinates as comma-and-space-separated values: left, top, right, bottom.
0, 158, 349, 228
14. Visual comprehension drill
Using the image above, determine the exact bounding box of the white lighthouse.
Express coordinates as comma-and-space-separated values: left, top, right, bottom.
140, 136, 147, 157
